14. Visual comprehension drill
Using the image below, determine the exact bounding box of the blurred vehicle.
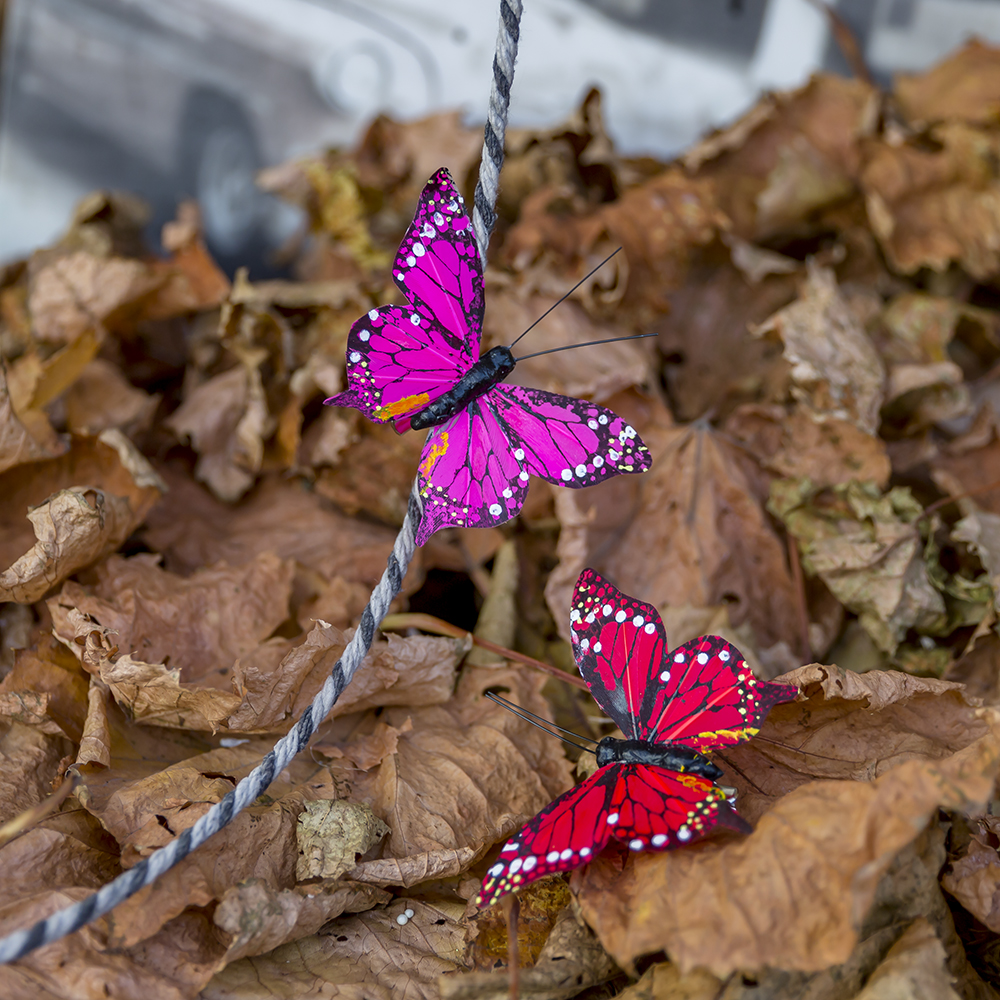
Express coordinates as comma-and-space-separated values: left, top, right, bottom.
0, 0, 997, 267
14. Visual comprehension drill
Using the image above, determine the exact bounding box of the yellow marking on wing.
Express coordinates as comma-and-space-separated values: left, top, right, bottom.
419, 433, 450, 477
374, 392, 431, 420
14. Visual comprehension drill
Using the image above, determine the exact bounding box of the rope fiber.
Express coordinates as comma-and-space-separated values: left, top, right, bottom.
0, 0, 522, 965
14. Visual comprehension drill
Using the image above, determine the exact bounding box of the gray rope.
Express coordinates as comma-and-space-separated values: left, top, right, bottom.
473, 0, 522, 268
0, 0, 524, 966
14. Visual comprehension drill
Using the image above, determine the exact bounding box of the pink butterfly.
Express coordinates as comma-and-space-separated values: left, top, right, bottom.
475, 568, 796, 908
325, 169, 651, 545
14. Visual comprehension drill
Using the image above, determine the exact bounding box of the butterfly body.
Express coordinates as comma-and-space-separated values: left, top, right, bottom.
325, 168, 651, 545
595, 736, 722, 778
475, 569, 797, 909
409, 346, 515, 431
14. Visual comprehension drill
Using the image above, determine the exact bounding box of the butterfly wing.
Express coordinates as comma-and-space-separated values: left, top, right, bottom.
570, 571, 796, 748
326, 168, 482, 426
414, 400, 528, 546
326, 306, 474, 424
476, 762, 748, 908
569, 568, 668, 739
642, 635, 797, 752
607, 763, 750, 852
489, 384, 651, 487
393, 167, 484, 350
476, 764, 619, 908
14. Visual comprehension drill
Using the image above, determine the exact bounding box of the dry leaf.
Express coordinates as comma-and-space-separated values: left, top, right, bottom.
574, 712, 1000, 975
0, 435, 163, 603
753, 262, 885, 434
853, 918, 960, 1000
725, 403, 891, 489
549, 422, 800, 652
895, 40, 1000, 126
165, 364, 271, 502
201, 900, 468, 1000
770, 479, 946, 653
296, 799, 389, 881
64, 359, 159, 436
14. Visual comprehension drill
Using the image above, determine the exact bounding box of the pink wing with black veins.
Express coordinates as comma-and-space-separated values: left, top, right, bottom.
475, 762, 747, 909
569, 568, 668, 739
326, 306, 473, 425
325, 168, 482, 426
414, 401, 528, 546
490, 385, 651, 487
642, 635, 797, 752
392, 167, 484, 347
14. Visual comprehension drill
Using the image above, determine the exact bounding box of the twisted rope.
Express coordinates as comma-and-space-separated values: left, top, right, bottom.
473, 0, 522, 268
0, 0, 523, 966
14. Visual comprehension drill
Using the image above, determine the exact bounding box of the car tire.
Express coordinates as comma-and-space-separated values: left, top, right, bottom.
179, 91, 265, 267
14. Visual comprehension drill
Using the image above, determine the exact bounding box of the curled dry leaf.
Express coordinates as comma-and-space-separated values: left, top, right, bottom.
0, 434, 164, 604
752, 262, 885, 435
481, 283, 652, 403
141, 471, 415, 603
573, 710, 1000, 975
49, 551, 294, 683
348, 847, 480, 889
861, 121, 1000, 280
165, 364, 271, 503
769, 479, 946, 653
548, 421, 800, 653
27, 251, 161, 345
295, 799, 389, 881
942, 834, 1000, 934
0, 361, 63, 476
723, 663, 987, 822
50, 558, 458, 729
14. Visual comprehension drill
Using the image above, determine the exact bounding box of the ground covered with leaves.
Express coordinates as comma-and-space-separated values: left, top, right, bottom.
5, 39, 1000, 1000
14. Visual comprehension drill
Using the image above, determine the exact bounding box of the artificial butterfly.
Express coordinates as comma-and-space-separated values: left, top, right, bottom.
476, 568, 796, 908
325, 169, 652, 545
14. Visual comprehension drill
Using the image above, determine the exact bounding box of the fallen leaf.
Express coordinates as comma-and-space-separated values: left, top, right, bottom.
685, 74, 875, 240
212, 878, 390, 965
574, 712, 1000, 975
0, 361, 64, 475
296, 799, 389, 881
165, 364, 271, 502
894, 40, 1000, 126
853, 917, 961, 1000
0, 434, 164, 604
201, 900, 467, 1000
725, 403, 891, 489
769, 478, 946, 653
64, 359, 159, 436
548, 422, 800, 653
27, 251, 161, 345
49, 551, 295, 685
861, 121, 1000, 280
752, 262, 885, 434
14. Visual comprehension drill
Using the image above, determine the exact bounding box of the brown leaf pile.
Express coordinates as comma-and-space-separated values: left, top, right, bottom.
6, 40, 1000, 1000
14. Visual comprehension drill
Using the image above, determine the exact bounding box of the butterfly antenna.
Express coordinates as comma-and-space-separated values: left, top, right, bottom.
514, 332, 657, 363
508, 247, 622, 350
484, 691, 598, 755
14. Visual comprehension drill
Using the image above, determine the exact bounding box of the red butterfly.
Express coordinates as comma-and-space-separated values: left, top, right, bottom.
476, 568, 796, 908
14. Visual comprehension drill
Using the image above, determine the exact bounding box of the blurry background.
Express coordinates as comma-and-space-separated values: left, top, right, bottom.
0, 0, 996, 273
